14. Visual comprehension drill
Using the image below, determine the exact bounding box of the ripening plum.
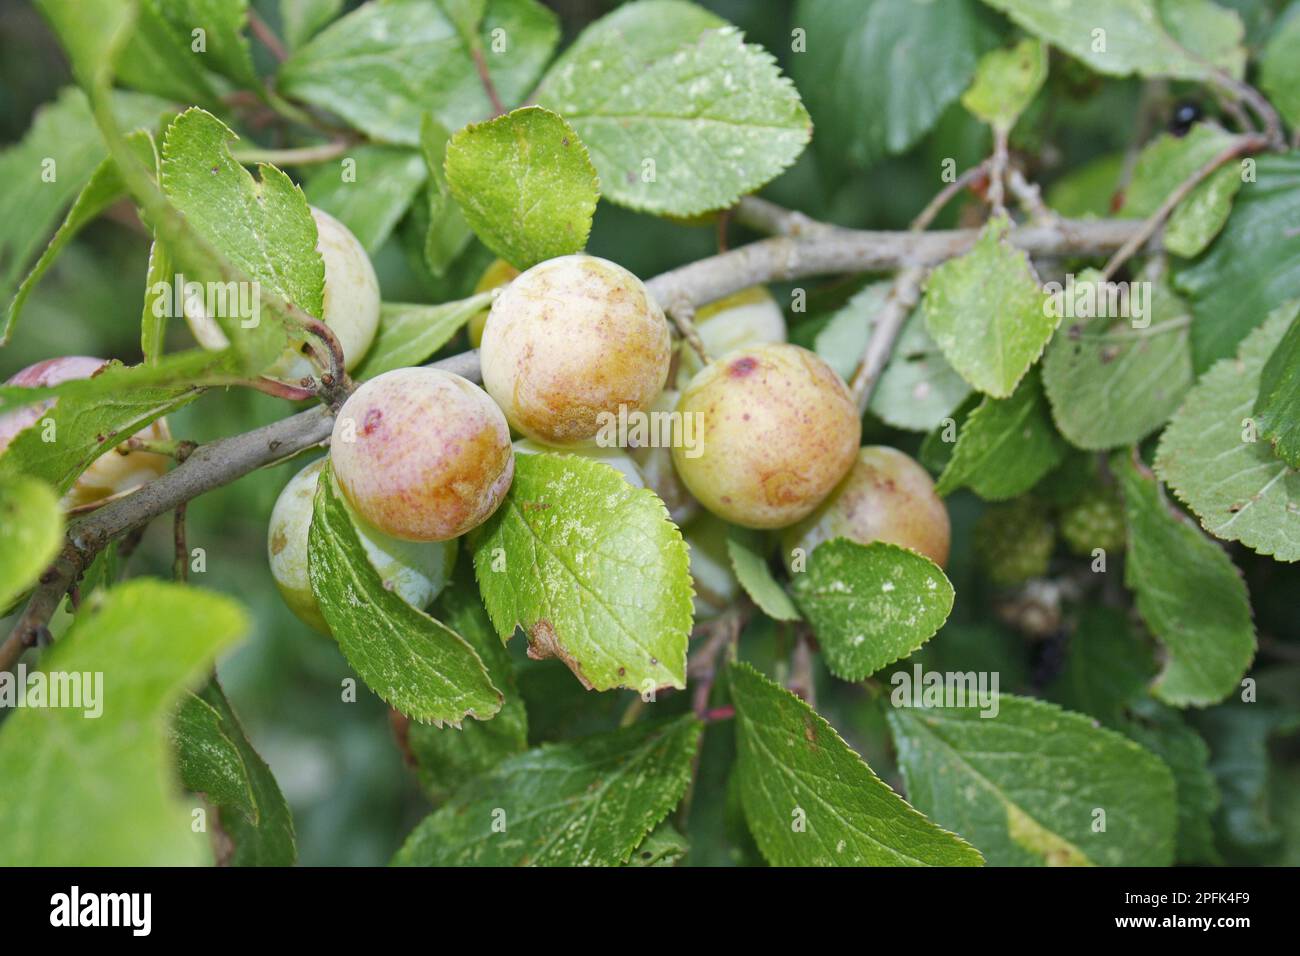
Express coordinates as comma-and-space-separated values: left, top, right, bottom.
330, 367, 514, 541
184, 206, 380, 378
676, 285, 787, 387
0, 356, 170, 508
672, 343, 861, 529
467, 258, 521, 348
781, 446, 950, 569
267, 457, 457, 633
512, 438, 645, 488
479, 254, 671, 446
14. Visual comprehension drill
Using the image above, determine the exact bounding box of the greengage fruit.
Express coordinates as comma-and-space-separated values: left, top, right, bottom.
330, 367, 514, 542
672, 343, 861, 529
782, 446, 950, 569
267, 457, 457, 634
479, 254, 671, 446
676, 285, 787, 387
0, 356, 170, 508
184, 206, 380, 378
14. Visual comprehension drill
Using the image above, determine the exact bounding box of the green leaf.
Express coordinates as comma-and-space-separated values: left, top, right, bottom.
934, 368, 1065, 499
0, 88, 166, 343
1121, 126, 1244, 258
308, 460, 502, 725
353, 293, 492, 380
791, 0, 996, 169
279, 0, 560, 146
1120, 699, 1221, 865
418, 113, 474, 277
887, 693, 1177, 866
407, 563, 528, 804
157, 0, 260, 89
1252, 306, 1300, 469
394, 714, 701, 866
1156, 302, 1300, 561
961, 37, 1047, 132
0, 475, 64, 611
0, 580, 248, 865
923, 214, 1054, 398
471, 452, 693, 692
536, 0, 811, 216
160, 107, 324, 361
141, 236, 172, 364
815, 281, 970, 432
626, 822, 689, 866
729, 661, 982, 866
174, 680, 297, 865
726, 526, 800, 622
0, 369, 200, 497
1115, 454, 1256, 706
1042, 267, 1195, 450
790, 539, 953, 681
1047, 605, 1156, 728
35, 0, 139, 90
117, 0, 221, 104
303, 145, 427, 254
1175, 154, 1300, 371
979, 0, 1245, 81
279, 0, 343, 50
1260, 3, 1300, 130
6, 131, 157, 344
445, 107, 598, 270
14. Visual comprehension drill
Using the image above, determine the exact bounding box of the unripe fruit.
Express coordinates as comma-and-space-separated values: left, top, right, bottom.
268, 458, 457, 634
976, 498, 1055, 586
184, 206, 380, 377
1059, 486, 1126, 556
630, 388, 700, 525
330, 367, 514, 542
672, 343, 861, 529
467, 258, 521, 348
512, 438, 645, 488
479, 254, 671, 446
782, 446, 950, 569
676, 286, 787, 388
0, 356, 170, 508
683, 513, 740, 620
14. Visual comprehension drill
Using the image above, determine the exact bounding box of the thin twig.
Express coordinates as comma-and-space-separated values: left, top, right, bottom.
988, 127, 1010, 217
910, 159, 990, 232
732, 196, 836, 238
1101, 133, 1266, 281
1007, 166, 1058, 225
472, 46, 506, 116
848, 265, 927, 413
173, 504, 188, 582
247, 10, 288, 63
668, 302, 710, 365
232, 138, 355, 167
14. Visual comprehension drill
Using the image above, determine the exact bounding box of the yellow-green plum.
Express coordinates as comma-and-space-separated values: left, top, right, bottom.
676, 286, 787, 387
467, 258, 521, 348
479, 254, 671, 446
184, 206, 380, 378
0, 356, 170, 508
330, 367, 514, 541
512, 438, 645, 488
781, 446, 950, 570
629, 388, 700, 525
672, 343, 861, 529
683, 513, 740, 619
267, 458, 457, 634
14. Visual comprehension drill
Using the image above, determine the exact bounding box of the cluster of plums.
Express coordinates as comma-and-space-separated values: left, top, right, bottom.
0, 208, 950, 635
